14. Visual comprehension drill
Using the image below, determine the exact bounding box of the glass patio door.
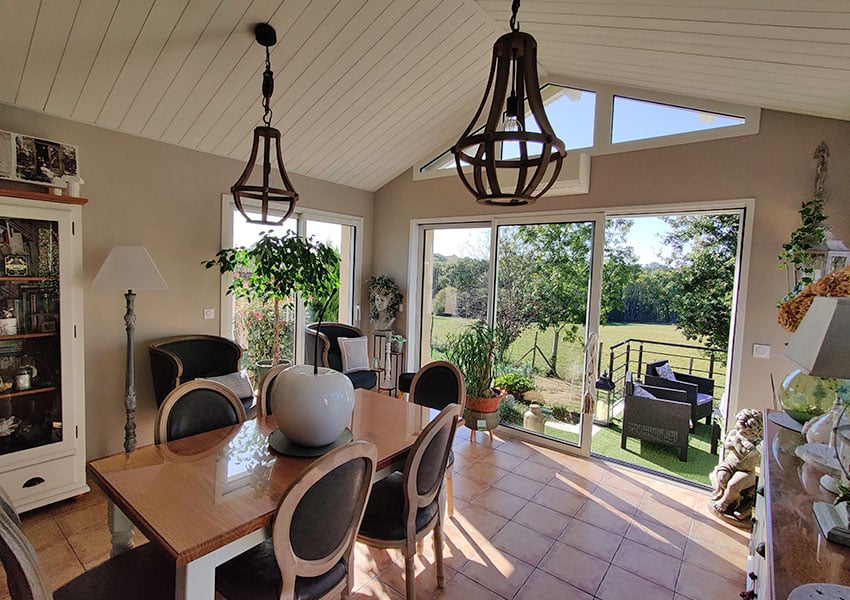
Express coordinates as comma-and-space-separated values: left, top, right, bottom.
415, 215, 603, 456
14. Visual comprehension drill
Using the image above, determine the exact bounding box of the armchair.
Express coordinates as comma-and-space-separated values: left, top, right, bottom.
645, 359, 714, 431
304, 323, 377, 390
621, 372, 691, 462
149, 335, 252, 409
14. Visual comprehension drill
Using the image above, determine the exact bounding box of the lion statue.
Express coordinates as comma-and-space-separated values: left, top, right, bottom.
708, 408, 764, 523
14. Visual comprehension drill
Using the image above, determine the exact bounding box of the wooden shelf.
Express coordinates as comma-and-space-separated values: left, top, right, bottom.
0, 188, 88, 206
0, 333, 57, 341
0, 386, 57, 400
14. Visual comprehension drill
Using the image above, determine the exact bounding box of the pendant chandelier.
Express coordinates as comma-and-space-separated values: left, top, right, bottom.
452, 0, 566, 206
231, 23, 298, 225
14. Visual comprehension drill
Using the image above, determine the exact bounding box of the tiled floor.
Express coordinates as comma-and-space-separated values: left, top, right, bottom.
2, 429, 749, 599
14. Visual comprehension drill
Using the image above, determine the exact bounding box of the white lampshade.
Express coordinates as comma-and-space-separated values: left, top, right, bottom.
784, 297, 850, 379
91, 246, 167, 291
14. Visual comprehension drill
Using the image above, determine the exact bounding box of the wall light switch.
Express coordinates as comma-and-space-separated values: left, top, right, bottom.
752, 343, 770, 359
203, 308, 215, 320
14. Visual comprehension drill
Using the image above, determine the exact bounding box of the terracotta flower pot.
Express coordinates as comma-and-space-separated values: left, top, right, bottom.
465, 388, 506, 413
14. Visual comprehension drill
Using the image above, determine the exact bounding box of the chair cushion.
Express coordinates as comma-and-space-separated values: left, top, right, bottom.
201, 371, 254, 400
345, 369, 377, 390
215, 539, 346, 600
631, 384, 658, 399
358, 472, 439, 541
338, 336, 370, 373
54, 543, 174, 600
697, 392, 714, 406
655, 362, 677, 381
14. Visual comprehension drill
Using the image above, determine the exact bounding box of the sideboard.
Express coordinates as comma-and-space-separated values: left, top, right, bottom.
747, 410, 850, 598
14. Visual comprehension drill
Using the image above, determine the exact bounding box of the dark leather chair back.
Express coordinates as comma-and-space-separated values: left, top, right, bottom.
409, 361, 465, 412
155, 380, 247, 444
304, 322, 363, 372
149, 335, 242, 406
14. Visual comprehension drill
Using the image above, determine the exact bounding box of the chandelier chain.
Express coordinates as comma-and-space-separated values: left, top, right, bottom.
262, 46, 274, 126
509, 0, 520, 32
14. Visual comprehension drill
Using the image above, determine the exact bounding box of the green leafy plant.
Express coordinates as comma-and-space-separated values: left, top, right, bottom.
205, 231, 339, 366
494, 373, 535, 398
446, 320, 498, 399
778, 142, 830, 302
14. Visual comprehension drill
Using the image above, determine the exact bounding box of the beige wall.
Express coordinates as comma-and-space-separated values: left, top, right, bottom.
372, 109, 850, 419
0, 103, 374, 459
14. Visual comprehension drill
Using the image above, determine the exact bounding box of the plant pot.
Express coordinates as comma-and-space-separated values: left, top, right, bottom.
390, 340, 404, 353
465, 388, 506, 413
253, 358, 291, 389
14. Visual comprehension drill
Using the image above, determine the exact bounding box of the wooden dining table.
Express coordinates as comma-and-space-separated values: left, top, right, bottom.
87, 387, 436, 600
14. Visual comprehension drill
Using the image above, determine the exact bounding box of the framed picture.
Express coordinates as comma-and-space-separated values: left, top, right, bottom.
0, 129, 79, 188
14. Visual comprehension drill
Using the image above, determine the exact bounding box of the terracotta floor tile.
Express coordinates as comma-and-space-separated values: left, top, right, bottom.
21, 517, 66, 552
612, 538, 682, 591
428, 573, 504, 600
511, 501, 570, 539
460, 544, 534, 599
531, 484, 587, 517
452, 475, 491, 503
492, 472, 544, 500
454, 440, 495, 460
472, 487, 528, 519
637, 497, 694, 533
625, 515, 689, 559
682, 537, 747, 583
490, 520, 556, 565
592, 485, 644, 515
513, 568, 593, 600
377, 554, 458, 600
351, 576, 407, 600
474, 449, 525, 472
596, 564, 675, 600
54, 502, 108, 538
65, 526, 112, 568
492, 440, 536, 460
688, 514, 750, 552
452, 504, 508, 541
559, 518, 624, 562
509, 459, 557, 484
538, 540, 609, 595
460, 462, 509, 486
600, 470, 652, 497
676, 560, 744, 600
574, 499, 632, 537
526, 446, 571, 470
547, 470, 599, 496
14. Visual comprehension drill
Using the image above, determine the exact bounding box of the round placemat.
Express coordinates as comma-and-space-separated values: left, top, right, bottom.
268, 428, 353, 457
789, 583, 850, 600
768, 411, 804, 433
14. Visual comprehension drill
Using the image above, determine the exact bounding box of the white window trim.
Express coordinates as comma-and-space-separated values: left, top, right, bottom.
411, 76, 760, 182
218, 195, 364, 363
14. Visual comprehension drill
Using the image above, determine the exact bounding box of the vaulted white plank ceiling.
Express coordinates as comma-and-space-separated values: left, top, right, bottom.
1, 0, 848, 192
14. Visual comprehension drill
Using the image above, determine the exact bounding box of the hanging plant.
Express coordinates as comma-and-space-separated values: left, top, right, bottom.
778, 142, 830, 303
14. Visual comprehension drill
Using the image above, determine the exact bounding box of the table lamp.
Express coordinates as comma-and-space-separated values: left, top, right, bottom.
91, 246, 167, 452
784, 297, 850, 544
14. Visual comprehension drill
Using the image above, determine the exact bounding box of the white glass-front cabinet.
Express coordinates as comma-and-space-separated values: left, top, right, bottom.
0, 190, 87, 512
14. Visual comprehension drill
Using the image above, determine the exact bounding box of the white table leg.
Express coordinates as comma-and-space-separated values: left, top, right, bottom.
176, 558, 217, 600
107, 500, 134, 557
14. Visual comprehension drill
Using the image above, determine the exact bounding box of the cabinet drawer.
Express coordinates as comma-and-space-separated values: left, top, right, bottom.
0, 454, 82, 510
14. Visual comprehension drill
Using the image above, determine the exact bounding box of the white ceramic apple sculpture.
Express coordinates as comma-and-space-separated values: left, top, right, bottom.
269, 365, 355, 447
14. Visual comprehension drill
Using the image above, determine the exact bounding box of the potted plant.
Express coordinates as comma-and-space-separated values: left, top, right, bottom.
205, 231, 340, 378
446, 321, 506, 433
390, 333, 406, 353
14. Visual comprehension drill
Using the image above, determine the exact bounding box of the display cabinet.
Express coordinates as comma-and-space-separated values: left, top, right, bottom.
0, 189, 87, 512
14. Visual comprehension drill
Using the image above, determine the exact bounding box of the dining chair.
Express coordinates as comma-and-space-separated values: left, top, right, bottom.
214, 440, 377, 600
154, 379, 247, 444
357, 403, 460, 600
256, 363, 291, 417
305, 322, 378, 390
408, 360, 465, 517
0, 487, 175, 600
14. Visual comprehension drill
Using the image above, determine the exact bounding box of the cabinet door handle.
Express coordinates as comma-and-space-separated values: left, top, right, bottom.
756, 542, 765, 558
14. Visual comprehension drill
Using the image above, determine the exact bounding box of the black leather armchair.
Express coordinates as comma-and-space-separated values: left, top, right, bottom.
304, 323, 377, 390
149, 335, 249, 408
645, 359, 714, 432
621, 372, 691, 462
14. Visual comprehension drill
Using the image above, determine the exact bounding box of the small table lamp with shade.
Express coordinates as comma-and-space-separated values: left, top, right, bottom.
783, 296, 850, 544
91, 246, 167, 453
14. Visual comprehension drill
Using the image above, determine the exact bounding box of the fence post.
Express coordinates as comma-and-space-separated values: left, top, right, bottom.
625, 342, 631, 377
709, 352, 716, 378
637, 343, 644, 378
532, 331, 538, 370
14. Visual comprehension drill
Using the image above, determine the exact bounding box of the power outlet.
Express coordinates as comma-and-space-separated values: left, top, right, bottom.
203, 308, 215, 320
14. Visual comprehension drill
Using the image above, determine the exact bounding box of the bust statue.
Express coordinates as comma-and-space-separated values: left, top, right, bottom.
368, 275, 403, 332
371, 291, 395, 331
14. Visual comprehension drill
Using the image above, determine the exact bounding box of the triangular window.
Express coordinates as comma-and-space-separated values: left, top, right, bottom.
612, 96, 746, 144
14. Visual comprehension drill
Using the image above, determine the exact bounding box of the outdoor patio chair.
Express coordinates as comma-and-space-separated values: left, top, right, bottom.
645, 359, 714, 432
620, 372, 691, 462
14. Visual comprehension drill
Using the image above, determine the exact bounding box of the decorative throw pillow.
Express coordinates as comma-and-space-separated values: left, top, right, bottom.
655, 362, 677, 381
202, 371, 254, 399
338, 336, 370, 373
632, 384, 658, 400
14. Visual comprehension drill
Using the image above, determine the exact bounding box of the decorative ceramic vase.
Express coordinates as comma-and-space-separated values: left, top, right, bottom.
269, 365, 354, 447
780, 369, 850, 424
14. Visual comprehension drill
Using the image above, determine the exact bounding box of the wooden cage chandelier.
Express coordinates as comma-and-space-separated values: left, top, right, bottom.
452, 0, 566, 206
231, 23, 298, 225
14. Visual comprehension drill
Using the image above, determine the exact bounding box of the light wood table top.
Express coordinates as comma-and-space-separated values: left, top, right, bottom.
88, 388, 433, 567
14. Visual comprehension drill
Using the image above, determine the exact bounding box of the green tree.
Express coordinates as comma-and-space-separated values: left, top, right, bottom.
622, 266, 678, 323
662, 214, 740, 349
601, 219, 641, 323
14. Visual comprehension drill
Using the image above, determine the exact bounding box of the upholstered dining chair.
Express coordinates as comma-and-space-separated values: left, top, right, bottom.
357, 403, 460, 600
305, 322, 378, 390
256, 363, 291, 417
154, 379, 247, 444
214, 441, 377, 600
0, 487, 175, 600
408, 361, 465, 516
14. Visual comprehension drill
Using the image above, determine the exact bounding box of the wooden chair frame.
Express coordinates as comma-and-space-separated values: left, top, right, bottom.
357, 404, 460, 600
256, 363, 291, 418
408, 361, 465, 517
0, 505, 53, 600
271, 441, 377, 600
154, 380, 247, 444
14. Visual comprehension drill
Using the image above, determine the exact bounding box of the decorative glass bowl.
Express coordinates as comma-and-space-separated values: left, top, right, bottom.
779, 369, 850, 424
